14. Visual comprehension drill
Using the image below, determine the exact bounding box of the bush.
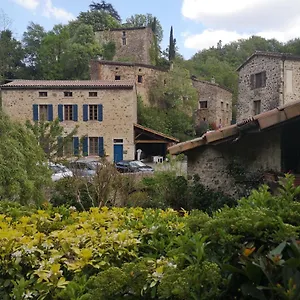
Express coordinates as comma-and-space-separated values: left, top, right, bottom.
0, 113, 51, 205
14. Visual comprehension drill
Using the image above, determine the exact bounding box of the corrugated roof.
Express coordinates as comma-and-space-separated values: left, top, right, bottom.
237, 51, 300, 71
168, 100, 300, 155
1, 80, 134, 89
134, 124, 179, 143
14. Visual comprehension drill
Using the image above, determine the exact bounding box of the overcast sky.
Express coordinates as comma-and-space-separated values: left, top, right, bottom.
1, 0, 299, 58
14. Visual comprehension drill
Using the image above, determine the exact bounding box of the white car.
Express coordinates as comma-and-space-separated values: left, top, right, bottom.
48, 162, 73, 182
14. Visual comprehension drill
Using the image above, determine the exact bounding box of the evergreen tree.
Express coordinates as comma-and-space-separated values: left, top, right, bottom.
168, 26, 176, 61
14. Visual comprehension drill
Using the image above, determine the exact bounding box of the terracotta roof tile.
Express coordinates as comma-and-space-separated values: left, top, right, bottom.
168, 99, 300, 155
1, 80, 134, 89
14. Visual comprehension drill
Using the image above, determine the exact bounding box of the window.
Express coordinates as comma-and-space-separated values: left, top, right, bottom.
89, 92, 98, 97
39, 91, 47, 97
83, 104, 102, 122
138, 75, 143, 83
114, 139, 123, 143
64, 91, 73, 97
122, 38, 126, 45
122, 31, 126, 37
89, 105, 98, 120
254, 100, 261, 115
226, 103, 229, 111
199, 101, 208, 109
39, 105, 48, 120
89, 137, 98, 156
115, 75, 121, 80
64, 105, 73, 121
251, 71, 266, 89
221, 101, 224, 110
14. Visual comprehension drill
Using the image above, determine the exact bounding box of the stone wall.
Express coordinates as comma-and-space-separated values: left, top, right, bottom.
90, 60, 167, 105
192, 79, 232, 128
187, 128, 281, 198
95, 27, 154, 65
237, 55, 282, 122
282, 60, 300, 104
1, 87, 137, 161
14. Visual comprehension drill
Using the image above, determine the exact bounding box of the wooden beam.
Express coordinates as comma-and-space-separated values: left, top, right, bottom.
135, 140, 168, 144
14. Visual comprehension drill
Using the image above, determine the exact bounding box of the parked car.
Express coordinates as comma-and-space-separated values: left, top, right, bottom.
115, 160, 154, 173
48, 162, 73, 182
67, 159, 102, 177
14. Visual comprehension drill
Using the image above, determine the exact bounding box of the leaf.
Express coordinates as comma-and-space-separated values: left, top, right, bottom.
241, 283, 268, 300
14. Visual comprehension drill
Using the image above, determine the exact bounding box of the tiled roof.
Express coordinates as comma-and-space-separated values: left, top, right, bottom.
237, 51, 300, 71
134, 124, 179, 143
168, 99, 300, 155
1, 80, 134, 89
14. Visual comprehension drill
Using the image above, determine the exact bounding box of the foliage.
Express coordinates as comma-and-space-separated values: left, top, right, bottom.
0, 113, 51, 205
102, 41, 116, 60
124, 14, 163, 43
0, 29, 24, 80
26, 118, 78, 160
2, 174, 300, 298
89, 1, 121, 22
0, 206, 222, 299
168, 26, 176, 61
51, 159, 136, 210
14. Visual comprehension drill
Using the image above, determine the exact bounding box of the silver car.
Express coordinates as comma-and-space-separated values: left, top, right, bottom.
48, 162, 73, 182
68, 159, 102, 177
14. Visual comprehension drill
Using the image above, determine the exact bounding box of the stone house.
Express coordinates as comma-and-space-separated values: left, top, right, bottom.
1, 79, 178, 162
237, 51, 300, 122
169, 100, 300, 198
95, 27, 154, 65
90, 59, 167, 105
192, 77, 233, 129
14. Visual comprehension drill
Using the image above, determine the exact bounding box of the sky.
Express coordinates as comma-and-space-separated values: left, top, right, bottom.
1, 0, 300, 59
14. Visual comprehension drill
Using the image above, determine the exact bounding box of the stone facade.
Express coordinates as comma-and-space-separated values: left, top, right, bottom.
1, 81, 137, 162
237, 52, 300, 122
90, 60, 167, 105
187, 128, 281, 198
192, 79, 232, 128
95, 27, 154, 65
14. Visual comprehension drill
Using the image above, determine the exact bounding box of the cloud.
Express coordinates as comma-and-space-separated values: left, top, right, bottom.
13, 0, 39, 10
42, 0, 74, 22
181, 0, 300, 50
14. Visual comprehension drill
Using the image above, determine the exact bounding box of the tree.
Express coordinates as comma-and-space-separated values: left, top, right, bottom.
0, 113, 51, 205
22, 22, 46, 78
77, 10, 120, 31
89, 1, 121, 22
0, 30, 24, 80
26, 118, 78, 161
125, 14, 163, 43
168, 26, 176, 61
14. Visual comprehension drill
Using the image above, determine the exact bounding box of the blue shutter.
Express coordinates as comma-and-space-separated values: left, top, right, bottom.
58, 104, 64, 121
47, 104, 53, 121
33, 104, 39, 121
98, 104, 103, 122
57, 137, 63, 157
98, 137, 104, 157
83, 136, 88, 156
73, 137, 79, 156
73, 104, 78, 121
83, 104, 88, 121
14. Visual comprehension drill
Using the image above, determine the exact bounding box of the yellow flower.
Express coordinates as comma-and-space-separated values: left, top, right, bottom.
243, 247, 256, 257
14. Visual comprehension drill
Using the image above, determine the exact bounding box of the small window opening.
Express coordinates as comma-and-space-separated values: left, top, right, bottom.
115, 75, 121, 80
138, 75, 143, 83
